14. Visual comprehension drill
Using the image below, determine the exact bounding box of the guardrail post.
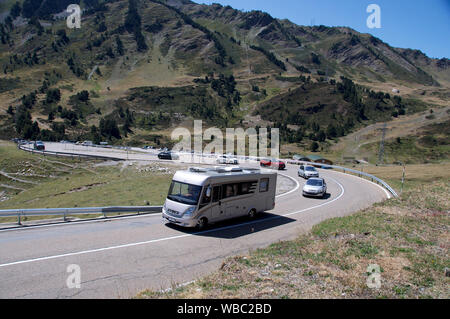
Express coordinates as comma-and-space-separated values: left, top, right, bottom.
18, 211, 22, 225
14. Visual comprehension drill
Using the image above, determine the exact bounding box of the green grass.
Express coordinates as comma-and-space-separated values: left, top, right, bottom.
0, 142, 85, 192
0, 0, 20, 12
362, 137, 449, 164
0, 166, 171, 210
0, 142, 173, 214
0, 77, 20, 93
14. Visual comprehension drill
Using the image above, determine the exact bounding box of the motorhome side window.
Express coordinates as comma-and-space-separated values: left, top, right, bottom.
224, 184, 238, 199
221, 182, 258, 199
259, 178, 269, 193
212, 186, 221, 202
239, 181, 257, 195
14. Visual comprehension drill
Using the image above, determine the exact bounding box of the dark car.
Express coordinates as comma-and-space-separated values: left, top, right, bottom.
158, 151, 179, 160
260, 158, 286, 170
33, 141, 45, 151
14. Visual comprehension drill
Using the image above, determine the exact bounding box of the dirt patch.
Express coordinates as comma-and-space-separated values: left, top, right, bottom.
67, 183, 107, 194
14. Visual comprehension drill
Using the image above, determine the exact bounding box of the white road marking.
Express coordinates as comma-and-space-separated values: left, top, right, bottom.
0, 176, 344, 269
0, 212, 161, 233
276, 172, 300, 198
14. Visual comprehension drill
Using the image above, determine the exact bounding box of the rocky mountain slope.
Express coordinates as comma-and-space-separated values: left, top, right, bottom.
0, 0, 448, 158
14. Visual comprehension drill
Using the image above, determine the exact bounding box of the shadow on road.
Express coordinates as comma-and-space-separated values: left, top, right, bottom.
164, 212, 296, 239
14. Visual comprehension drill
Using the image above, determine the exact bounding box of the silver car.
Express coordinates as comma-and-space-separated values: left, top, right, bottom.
302, 178, 327, 198
298, 165, 319, 179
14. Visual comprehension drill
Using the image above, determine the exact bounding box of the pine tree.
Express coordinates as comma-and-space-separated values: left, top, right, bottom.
115, 36, 124, 56
310, 141, 319, 152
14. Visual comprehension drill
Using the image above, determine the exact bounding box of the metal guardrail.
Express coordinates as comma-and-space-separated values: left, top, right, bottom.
0, 206, 163, 226
18, 144, 124, 161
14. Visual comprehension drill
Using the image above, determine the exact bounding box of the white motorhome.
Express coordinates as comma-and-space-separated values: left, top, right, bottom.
162, 166, 278, 229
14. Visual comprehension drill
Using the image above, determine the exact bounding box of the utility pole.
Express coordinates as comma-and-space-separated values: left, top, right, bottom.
378, 123, 387, 165
401, 164, 406, 195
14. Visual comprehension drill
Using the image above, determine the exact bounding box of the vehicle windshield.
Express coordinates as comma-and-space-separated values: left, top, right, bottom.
306, 179, 323, 186
305, 167, 316, 171
167, 181, 202, 206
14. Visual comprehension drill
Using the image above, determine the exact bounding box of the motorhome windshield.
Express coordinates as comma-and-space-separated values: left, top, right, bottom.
167, 181, 203, 206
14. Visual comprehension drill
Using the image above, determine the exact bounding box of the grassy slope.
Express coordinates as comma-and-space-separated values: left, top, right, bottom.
301, 106, 450, 165
138, 163, 449, 299
0, 141, 173, 211
359, 111, 449, 164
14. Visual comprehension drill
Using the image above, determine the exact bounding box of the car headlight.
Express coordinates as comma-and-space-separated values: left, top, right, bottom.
183, 207, 196, 218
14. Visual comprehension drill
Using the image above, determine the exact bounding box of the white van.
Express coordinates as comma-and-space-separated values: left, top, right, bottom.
162, 167, 278, 229
216, 155, 239, 165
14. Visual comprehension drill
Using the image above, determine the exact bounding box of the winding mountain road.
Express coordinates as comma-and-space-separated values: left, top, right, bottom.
0, 144, 389, 298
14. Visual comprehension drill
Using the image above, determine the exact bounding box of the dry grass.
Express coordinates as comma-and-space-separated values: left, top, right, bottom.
359, 162, 450, 194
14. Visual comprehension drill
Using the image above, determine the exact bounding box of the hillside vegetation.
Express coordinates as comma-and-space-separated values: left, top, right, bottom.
0, 0, 448, 163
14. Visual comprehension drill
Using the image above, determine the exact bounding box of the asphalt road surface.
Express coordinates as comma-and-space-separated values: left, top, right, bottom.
0, 144, 390, 298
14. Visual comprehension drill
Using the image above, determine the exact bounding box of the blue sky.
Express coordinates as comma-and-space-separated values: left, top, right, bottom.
194, 0, 450, 59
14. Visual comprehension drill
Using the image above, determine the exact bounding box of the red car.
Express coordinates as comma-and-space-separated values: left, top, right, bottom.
260, 158, 286, 170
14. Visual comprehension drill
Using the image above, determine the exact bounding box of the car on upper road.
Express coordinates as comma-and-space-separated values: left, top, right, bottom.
17, 139, 28, 145
260, 158, 286, 170
216, 155, 239, 165
33, 141, 45, 151
158, 151, 180, 160
298, 165, 319, 179
302, 178, 327, 198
